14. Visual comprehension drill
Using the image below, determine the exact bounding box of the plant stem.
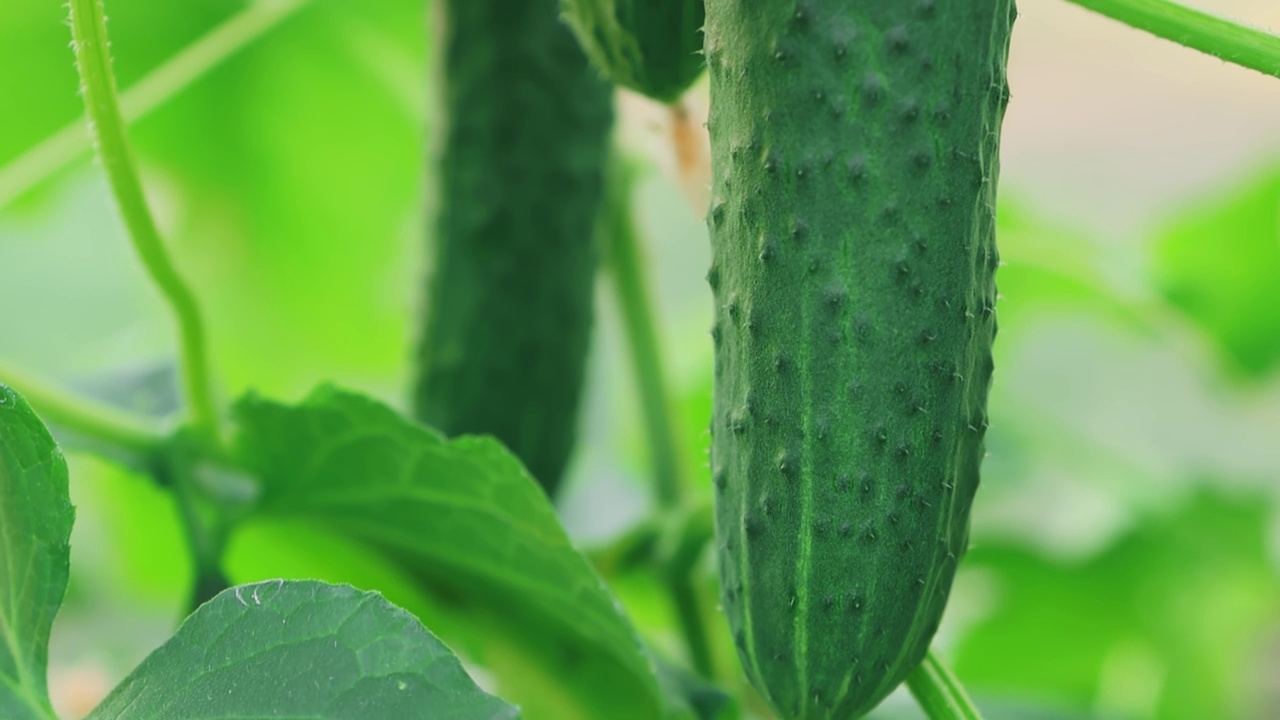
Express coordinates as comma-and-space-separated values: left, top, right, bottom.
587, 515, 664, 577
69, 0, 221, 441
160, 437, 231, 614
906, 649, 984, 720
659, 502, 717, 681
669, 583, 716, 679
604, 160, 684, 510
0, 362, 166, 456
1063, 0, 1280, 79
0, 0, 305, 209
603, 155, 716, 679
176, 486, 231, 613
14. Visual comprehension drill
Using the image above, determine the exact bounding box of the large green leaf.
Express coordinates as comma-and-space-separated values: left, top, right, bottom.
0, 384, 73, 720
232, 384, 665, 720
87, 579, 517, 720
1154, 169, 1280, 379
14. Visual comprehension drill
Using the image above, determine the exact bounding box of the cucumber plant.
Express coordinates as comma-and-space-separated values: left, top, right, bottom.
0, 0, 1277, 719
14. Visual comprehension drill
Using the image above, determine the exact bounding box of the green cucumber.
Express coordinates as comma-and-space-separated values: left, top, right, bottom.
705, 2, 1015, 718
414, 0, 614, 496
561, 0, 706, 102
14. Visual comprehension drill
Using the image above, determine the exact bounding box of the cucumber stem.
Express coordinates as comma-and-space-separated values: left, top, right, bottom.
172, 471, 230, 613
671, 101, 710, 215
603, 155, 717, 679
604, 158, 685, 511
0, 362, 166, 457
1063, 0, 1280, 79
68, 0, 222, 443
906, 649, 985, 720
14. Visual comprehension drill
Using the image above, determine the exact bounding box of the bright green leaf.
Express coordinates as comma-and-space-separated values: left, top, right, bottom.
994, 195, 1153, 337
0, 384, 73, 720
232, 385, 665, 720
955, 490, 1280, 720
86, 579, 517, 720
1155, 169, 1280, 379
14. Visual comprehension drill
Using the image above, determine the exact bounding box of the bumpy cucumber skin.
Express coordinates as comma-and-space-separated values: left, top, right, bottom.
415, 0, 613, 496
562, 0, 706, 102
705, 1, 1014, 718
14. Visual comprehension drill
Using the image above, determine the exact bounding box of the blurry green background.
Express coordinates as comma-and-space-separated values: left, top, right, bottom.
2, 1, 1278, 719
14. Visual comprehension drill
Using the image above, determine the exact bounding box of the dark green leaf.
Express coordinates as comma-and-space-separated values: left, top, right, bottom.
87, 579, 517, 720
0, 384, 73, 720
232, 385, 665, 720
1155, 169, 1280, 379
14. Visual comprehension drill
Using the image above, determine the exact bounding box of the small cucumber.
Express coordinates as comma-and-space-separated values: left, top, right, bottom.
705, 1, 1015, 718
561, 0, 706, 102
414, 0, 614, 496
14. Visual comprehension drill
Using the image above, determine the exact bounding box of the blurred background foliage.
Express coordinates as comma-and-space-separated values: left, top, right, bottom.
1, 1, 1278, 719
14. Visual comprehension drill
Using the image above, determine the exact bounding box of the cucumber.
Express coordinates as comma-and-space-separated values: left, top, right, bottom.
414, 0, 614, 496
705, 2, 1015, 718
561, 0, 705, 102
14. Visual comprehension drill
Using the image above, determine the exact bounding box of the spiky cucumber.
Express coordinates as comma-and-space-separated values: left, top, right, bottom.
414, 0, 614, 496
561, 0, 705, 102
705, 1, 1015, 718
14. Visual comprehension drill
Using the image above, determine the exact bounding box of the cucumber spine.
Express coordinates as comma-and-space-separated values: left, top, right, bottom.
704, 1, 1015, 718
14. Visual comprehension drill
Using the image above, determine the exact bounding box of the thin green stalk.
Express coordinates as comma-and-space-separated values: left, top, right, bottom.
174, 479, 231, 613
588, 515, 664, 577
69, 0, 220, 441
1064, 0, 1280, 79
669, 586, 716, 681
603, 156, 716, 679
658, 502, 717, 682
604, 158, 684, 510
0, 0, 305, 208
160, 437, 232, 613
906, 649, 984, 720
0, 362, 166, 456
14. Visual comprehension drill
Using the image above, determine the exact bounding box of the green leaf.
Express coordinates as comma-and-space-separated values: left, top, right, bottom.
954, 489, 1280, 720
86, 579, 518, 720
232, 385, 665, 720
995, 196, 1151, 334
0, 384, 72, 720
1155, 169, 1280, 379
